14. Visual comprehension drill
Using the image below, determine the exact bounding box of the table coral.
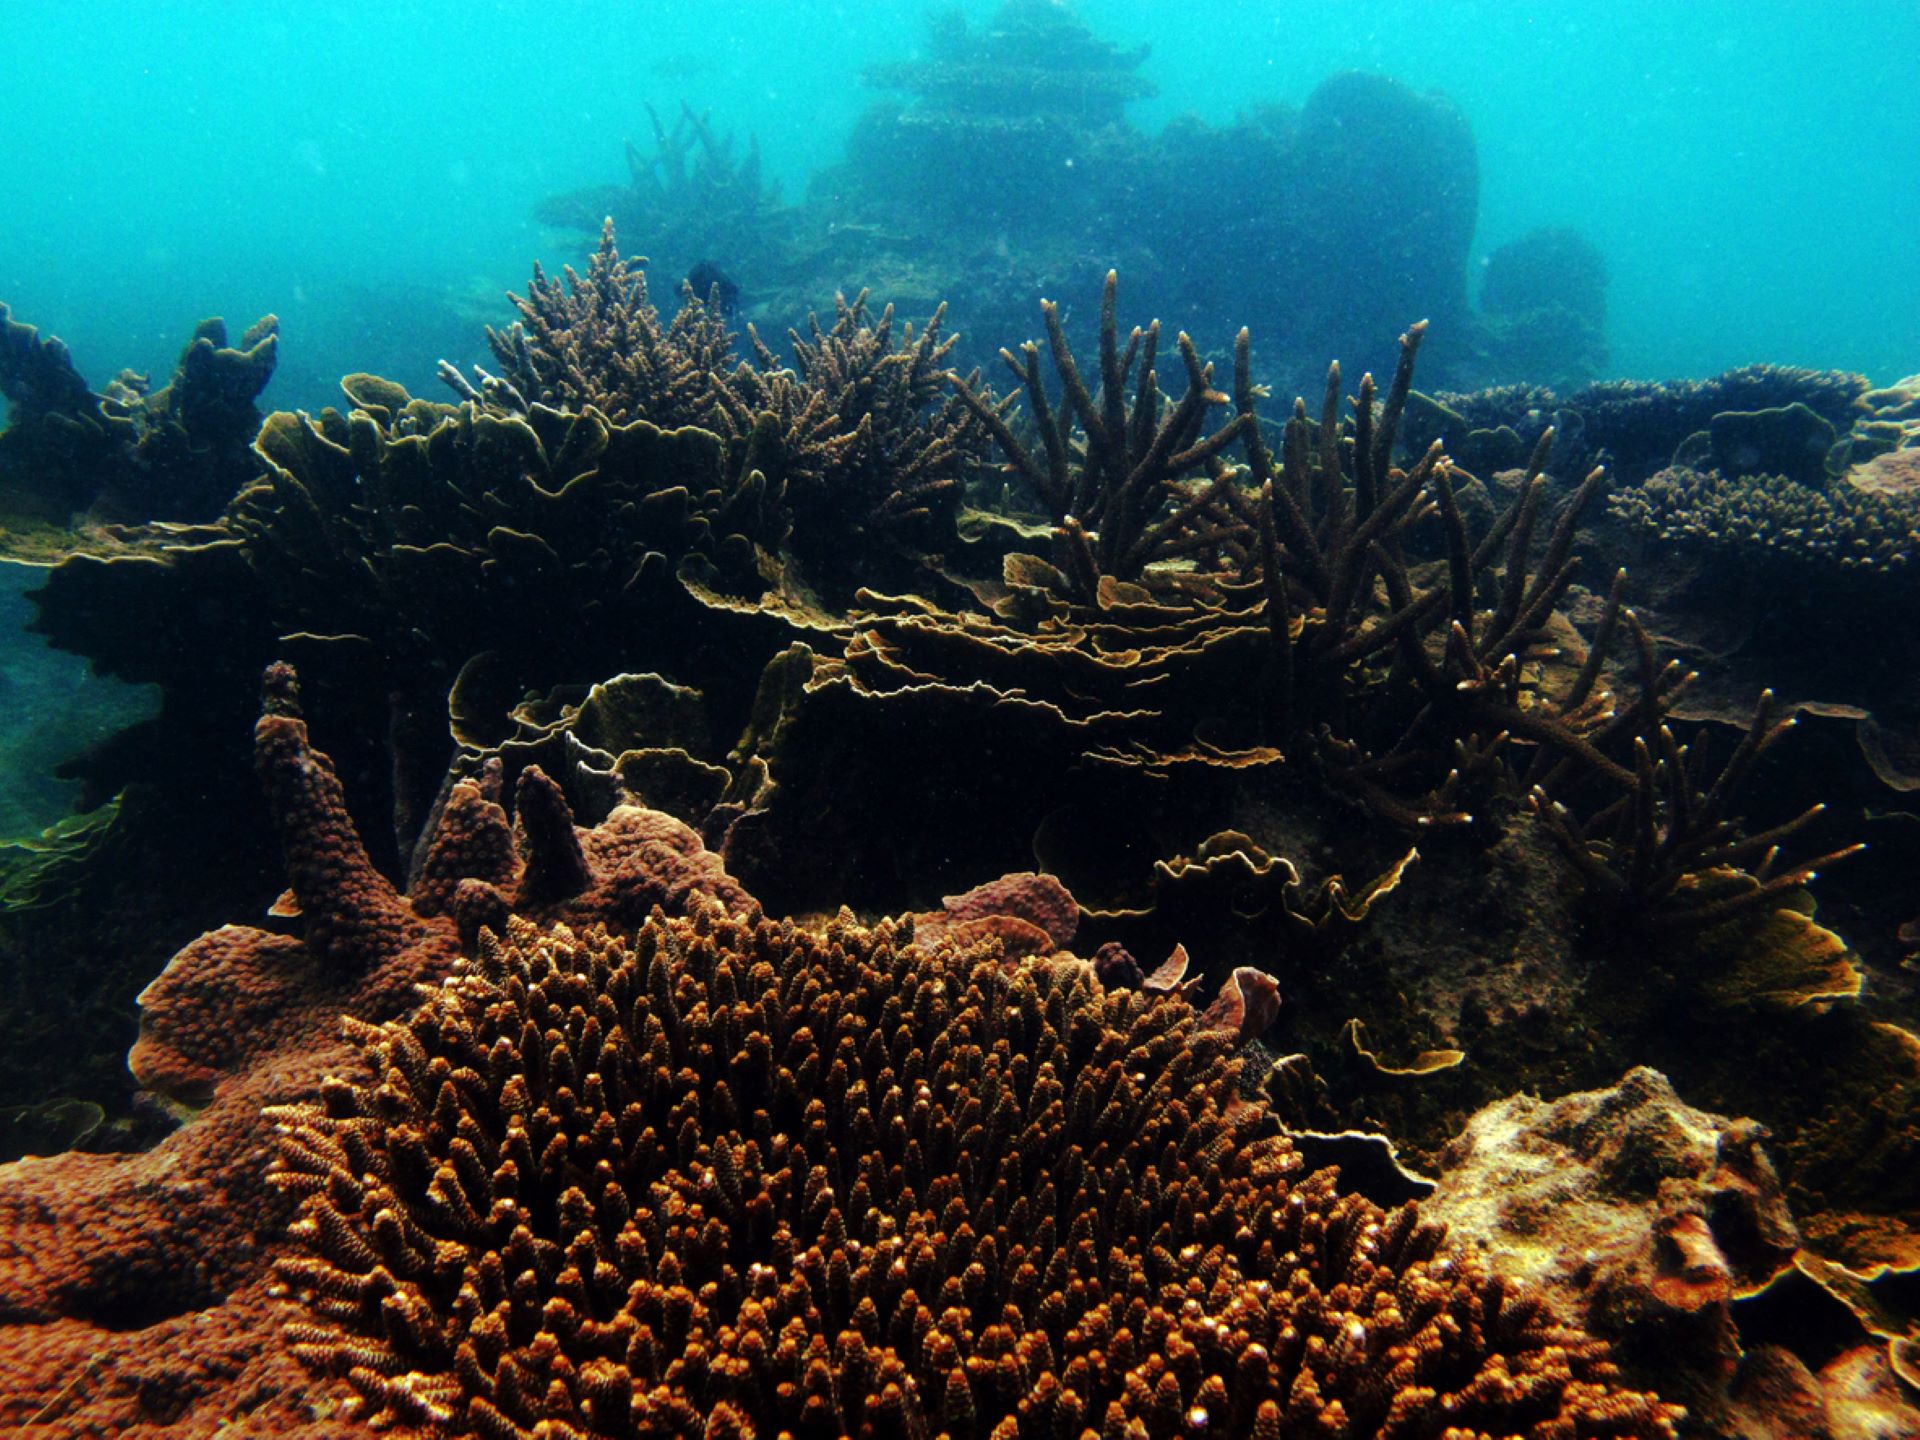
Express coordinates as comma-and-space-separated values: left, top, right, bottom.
1611, 462, 1919, 582
267, 898, 1681, 1439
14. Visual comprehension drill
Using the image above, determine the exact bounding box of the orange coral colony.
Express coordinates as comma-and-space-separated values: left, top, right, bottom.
267, 901, 1680, 1438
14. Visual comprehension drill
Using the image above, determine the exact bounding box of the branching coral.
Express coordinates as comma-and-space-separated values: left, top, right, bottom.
0, 664, 758, 1431
1610, 464, 1919, 581
531, 102, 786, 278
951, 269, 1251, 591
267, 899, 1679, 1438
624, 101, 774, 237
470, 220, 734, 431
716, 290, 1001, 560
1530, 687, 1864, 930
947, 275, 1617, 830
462, 223, 999, 583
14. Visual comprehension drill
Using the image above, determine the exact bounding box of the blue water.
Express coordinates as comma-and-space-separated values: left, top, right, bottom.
2, 0, 1915, 413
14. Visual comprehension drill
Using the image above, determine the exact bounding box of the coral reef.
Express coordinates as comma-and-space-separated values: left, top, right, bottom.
0, 666, 754, 1430
538, 10, 1527, 394
1416, 364, 1871, 487
465, 221, 998, 588
0, 303, 277, 532
9, 175, 1916, 1435
267, 898, 1678, 1438
1475, 227, 1610, 391
1611, 463, 1919, 583
532, 101, 788, 299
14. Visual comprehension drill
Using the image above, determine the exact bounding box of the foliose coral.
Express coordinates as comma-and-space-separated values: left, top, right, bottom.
268, 899, 1680, 1438
0, 303, 277, 529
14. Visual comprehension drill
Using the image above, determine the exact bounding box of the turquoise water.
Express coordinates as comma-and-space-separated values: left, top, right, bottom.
2, 0, 1915, 409
0, 565, 155, 836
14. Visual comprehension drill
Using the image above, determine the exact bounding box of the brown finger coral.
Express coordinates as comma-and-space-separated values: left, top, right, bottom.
268, 903, 1680, 1438
0, 665, 756, 1432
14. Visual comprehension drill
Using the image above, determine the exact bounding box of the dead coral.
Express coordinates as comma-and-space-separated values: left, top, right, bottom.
1423, 1068, 1798, 1427
268, 900, 1679, 1439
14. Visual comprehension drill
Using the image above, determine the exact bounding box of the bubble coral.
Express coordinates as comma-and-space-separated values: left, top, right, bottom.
267, 902, 1681, 1438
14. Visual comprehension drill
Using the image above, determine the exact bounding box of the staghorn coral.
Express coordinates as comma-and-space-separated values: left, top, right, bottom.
266, 898, 1679, 1439
1530, 682, 1866, 931
722, 291, 1850, 938
950, 268, 1252, 592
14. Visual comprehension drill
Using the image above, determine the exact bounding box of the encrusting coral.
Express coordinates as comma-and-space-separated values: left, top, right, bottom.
266, 898, 1680, 1438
